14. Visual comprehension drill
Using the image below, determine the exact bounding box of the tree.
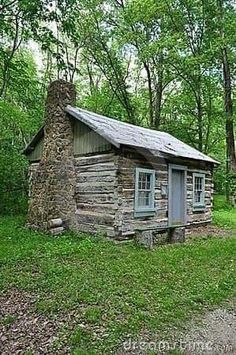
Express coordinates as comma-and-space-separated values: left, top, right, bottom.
0, 0, 55, 98
217, 0, 236, 205
0, 50, 44, 214
112, 0, 175, 128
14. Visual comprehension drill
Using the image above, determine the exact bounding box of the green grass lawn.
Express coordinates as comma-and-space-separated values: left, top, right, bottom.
213, 194, 236, 229
0, 214, 235, 353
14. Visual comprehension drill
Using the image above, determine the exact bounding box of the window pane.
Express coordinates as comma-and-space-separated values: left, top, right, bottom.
145, 191, 150, 205
138, 191, 144, 206
139, 172, 148, 190
194, 191, 201, 203
146, 174, 151, 189
194, 175, 204, 205
136, 169, 155, 211
195, 177, 202, 191
138, 191, 151, 207
138, 172, 152, 190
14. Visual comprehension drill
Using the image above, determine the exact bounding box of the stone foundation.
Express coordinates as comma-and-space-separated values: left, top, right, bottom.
135, 227, 186, 249
168, 227, 186, 243
135, 230, 154, 249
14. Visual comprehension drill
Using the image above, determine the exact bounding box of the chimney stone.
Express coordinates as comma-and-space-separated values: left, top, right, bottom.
27, 80, 77, 233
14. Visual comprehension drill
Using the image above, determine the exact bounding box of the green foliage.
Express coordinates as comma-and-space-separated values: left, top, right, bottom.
0, 50, 44, 214
76, 80, 128, 120
1, 0, 236, 213
0, 217, 235, 352
0, 101, 28, 214
228, 172, 236, 203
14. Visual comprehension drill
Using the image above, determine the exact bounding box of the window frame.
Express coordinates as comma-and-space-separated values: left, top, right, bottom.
193, 172, 205, 210
134, 167, 156, 217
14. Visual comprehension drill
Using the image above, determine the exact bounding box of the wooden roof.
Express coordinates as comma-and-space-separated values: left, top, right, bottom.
66, 106, 219, 165
24, 105, 219, 165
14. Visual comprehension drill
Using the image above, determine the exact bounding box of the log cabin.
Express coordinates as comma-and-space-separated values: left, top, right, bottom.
23, 80, 219, 245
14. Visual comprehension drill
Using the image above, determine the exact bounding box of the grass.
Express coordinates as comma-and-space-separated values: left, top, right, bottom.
213, 194, 236, 229
0, 213, 235, 353
0, 314, 17, 327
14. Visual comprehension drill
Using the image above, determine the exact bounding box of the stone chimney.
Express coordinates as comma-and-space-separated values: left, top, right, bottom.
27, 80, 77, 234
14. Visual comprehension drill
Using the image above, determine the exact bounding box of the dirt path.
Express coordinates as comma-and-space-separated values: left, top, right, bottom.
118, 301, 236, 354
0, 290, 71, 354
176, 304, 236, 354
186, 224, 236, 239
1, 281, 235, 353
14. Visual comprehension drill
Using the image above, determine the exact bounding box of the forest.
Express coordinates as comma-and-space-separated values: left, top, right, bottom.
1, 0, 236, 214
1, 1, 236, 353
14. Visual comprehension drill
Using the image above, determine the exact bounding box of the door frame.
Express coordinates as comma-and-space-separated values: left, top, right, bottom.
168, 164, 187, 227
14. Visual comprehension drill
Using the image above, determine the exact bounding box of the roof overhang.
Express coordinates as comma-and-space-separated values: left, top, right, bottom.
23, 106, 220, 166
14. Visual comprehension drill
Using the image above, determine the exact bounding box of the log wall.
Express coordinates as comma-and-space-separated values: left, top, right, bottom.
74, 151, 118, 237
115, 148, 214, 237
116, 148, 169, 236
186, 166, 213, 225
28, 147, 214, 238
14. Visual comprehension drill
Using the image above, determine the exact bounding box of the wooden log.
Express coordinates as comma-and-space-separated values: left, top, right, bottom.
77, 175, 115, 183
76, 193, 114, 204
48, 218, 63, 228
76, 209, 115, 225
50, 226, 64, 235
75, 153, 115, 166
75, 162, 117, 173
76, 203, 118, 213
74, 221, 116, 237
77, 170, 117, 177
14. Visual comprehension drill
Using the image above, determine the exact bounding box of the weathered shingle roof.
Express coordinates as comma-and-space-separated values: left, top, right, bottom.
66, 105, 219, 165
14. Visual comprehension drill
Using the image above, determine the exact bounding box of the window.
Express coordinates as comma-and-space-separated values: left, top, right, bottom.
193, 173, 205, 209
134, 168, 155, 216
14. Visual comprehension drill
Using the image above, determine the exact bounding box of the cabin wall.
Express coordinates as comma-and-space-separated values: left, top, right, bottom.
186, 165, 213, 225
116, 148, 213, 237
116, 148, 169, 236
74, 151, 119, 237
28, 145, 214, 238
28, 150, 119, 237
73, 120, 112, 155
171, 158, 213, 226
27, 138, 44, 162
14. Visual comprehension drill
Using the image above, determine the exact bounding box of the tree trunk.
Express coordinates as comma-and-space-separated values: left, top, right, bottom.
0, 16, 20, 99
143, 61, 154, 127
154, 83, 162, 130
153, 53, 164, 129
196, 91, 203, 152
218, 0, 236, 205
222, 47, 236, 204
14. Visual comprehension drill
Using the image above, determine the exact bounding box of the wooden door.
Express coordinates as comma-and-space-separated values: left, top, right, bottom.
169, 166, 186, 226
